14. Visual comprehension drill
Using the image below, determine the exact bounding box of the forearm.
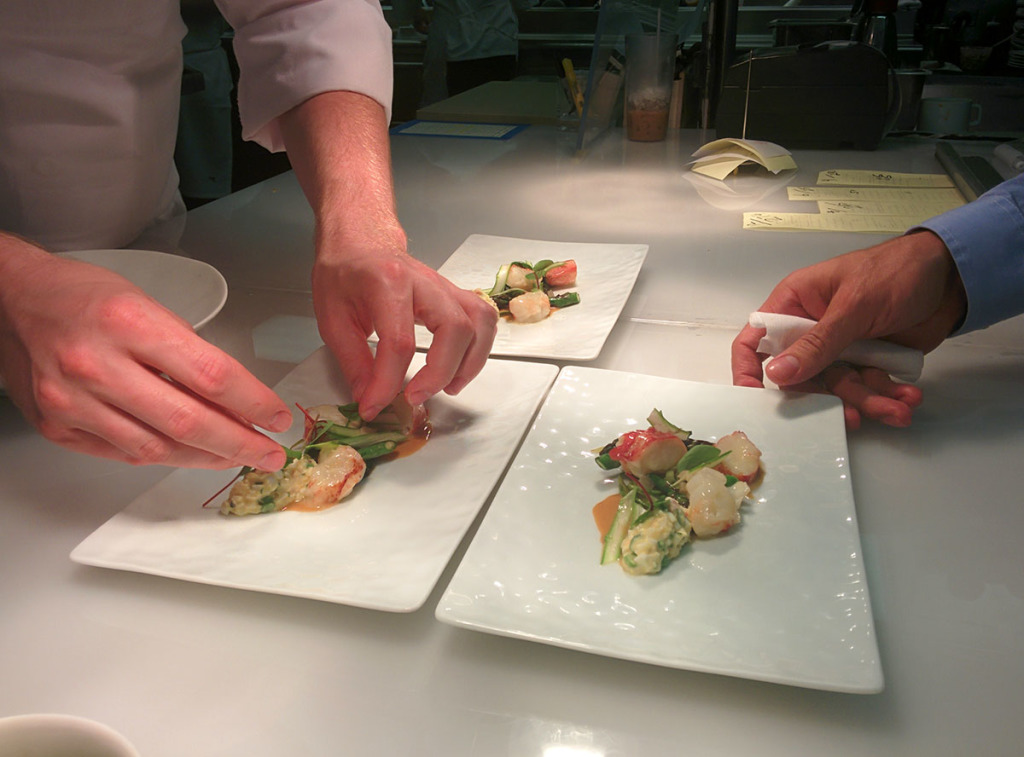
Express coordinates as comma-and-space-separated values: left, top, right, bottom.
0, 232, 55, 338
917, 174, 1024, 333
277, 90, 406, 259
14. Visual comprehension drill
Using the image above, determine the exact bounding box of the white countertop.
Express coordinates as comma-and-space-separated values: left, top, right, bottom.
2, 127, 1023, 756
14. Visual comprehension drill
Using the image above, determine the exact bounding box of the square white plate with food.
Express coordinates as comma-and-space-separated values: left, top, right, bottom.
416, 234, 647, 361
71, 348, 558, 612
436, 366, 883, 693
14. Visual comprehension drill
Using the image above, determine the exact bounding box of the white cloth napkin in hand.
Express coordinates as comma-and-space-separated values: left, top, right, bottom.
749, 312, 924, 383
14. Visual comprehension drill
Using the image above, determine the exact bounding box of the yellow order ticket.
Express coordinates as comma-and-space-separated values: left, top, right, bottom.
742, 212, 926, 233
816, 169, 955, 187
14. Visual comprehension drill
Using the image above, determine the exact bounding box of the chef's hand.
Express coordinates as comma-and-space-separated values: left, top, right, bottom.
731, 230, 967, 429
0, 235, 292, 469
311, 228, 497, 421
279, 90, 498, 420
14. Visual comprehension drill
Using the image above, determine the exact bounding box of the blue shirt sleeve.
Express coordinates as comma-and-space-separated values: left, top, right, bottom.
915, 173, 1024, 334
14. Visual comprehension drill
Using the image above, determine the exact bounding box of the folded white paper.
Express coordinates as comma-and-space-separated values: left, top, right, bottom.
689, 138, 797, 180
749, 311, 924, 383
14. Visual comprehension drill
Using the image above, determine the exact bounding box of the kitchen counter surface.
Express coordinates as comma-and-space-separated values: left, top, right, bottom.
2, 126, 1022, 756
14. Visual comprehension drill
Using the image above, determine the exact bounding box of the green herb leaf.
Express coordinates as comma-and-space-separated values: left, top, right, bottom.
676, 444, 730, 473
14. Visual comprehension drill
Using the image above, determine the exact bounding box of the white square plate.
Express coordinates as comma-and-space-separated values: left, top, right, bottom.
416, 234, 647, 361
71, 348, 558, 612
436, 366, 883, 693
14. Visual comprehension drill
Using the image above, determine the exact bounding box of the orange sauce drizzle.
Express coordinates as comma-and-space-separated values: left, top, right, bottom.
383, 432, 429, 461
592, 493, 621, 538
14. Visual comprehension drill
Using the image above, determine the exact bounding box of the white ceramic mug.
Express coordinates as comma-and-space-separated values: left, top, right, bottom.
0, 714, 140, 757
917, 97, 982, 134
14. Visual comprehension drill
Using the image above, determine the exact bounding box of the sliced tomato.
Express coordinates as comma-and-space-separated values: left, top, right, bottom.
544, 260, 577, 287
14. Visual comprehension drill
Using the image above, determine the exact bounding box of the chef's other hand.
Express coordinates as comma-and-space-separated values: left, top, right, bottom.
0, 237, 292, 469
731, 230, 967, 429
312, 233, 497, 421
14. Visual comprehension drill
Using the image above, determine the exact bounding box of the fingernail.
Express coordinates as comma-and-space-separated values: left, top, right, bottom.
407, 390, 430, 405
269, 411, 292, 432
257, 448, 285, 471
361, 404, 383, 421
766, 355, 800, 384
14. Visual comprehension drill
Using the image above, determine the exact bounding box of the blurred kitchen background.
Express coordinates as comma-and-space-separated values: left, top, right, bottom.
175, 0, 1024, 204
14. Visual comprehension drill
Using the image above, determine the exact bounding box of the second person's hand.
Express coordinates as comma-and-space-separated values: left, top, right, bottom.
731, 230, 967, 428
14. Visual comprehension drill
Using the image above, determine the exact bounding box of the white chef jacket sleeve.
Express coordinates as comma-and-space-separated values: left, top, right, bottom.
216, 0, 393, 153
915, 173, 1024, 334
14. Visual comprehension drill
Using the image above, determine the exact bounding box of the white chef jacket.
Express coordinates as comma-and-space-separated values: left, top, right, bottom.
0, 0, 393, 253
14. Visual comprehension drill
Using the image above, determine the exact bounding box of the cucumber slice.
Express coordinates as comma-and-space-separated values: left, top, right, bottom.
601, 489, 639, 565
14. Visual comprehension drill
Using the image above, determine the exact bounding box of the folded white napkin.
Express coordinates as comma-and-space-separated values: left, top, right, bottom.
749, 312, 924, 383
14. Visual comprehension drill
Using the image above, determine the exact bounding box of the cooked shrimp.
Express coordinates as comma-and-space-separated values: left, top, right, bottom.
506, 264, 539, 291
683, 467, 750, 538
714, 431, 762, 482
508, 290, 551, 323
221, 443, 366, 516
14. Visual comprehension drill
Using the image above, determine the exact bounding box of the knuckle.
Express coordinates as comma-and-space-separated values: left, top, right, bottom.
375, 258, 408, 286
386, 332, 417, 361
162, 402, 206, 442
798, 329, 832, 355
132, 435, 174, 465
94, 293, 148, 333
189, 351, 234, 397
33, 377, 75, 418
55, 344, 105, 384
446, 311, 476, 341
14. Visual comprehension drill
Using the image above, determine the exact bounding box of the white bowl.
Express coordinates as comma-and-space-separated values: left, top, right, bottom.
0, 714, 140, 757
56, 248, 228, 330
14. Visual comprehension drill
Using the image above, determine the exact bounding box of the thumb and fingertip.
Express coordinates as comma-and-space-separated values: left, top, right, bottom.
766, 346, 837, 386
765, 319, 849, 386
764, 354, 801, 385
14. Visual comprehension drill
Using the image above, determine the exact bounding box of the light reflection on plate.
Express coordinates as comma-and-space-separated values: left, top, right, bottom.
436, 366, 883, 693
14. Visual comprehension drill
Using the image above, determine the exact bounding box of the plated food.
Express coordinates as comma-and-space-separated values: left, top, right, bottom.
437, 366, 882, 692
593, 409, 762, 575
418, 235, 648, 360
475, 259, 580, 323
218, 397, 428, 516
71, 349, 560, 612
